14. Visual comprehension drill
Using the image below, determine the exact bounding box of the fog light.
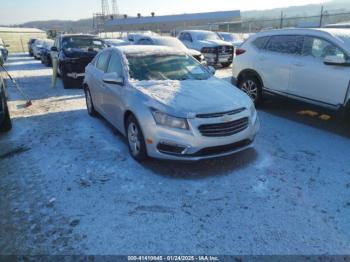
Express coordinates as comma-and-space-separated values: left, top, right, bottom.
157, 141, 189, 155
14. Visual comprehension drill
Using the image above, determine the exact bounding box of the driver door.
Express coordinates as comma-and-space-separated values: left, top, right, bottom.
102, 52, 125, 131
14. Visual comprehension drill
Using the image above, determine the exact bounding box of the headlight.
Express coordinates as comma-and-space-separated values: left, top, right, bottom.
151, 109, 189, 130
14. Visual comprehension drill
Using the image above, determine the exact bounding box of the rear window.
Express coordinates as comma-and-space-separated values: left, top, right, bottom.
266, 35, 303, 55
252, 36, 270, 50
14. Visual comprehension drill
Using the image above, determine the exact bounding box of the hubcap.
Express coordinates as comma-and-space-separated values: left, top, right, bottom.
241, 80, 258, 101
128, 122, 141, 156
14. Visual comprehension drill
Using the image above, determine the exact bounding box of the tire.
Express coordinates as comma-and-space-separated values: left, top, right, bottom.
221, 62, 232, 68
84, 88, 97, 117
239, 74, 263, 106
62, 76, 72, 89
126, 115, 148, 162
0, 102, 12, 132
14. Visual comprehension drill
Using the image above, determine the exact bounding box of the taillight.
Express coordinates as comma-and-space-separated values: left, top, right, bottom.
235, 48, 246, 56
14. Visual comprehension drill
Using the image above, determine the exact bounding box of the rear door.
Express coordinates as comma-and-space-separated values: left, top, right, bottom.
288, 36, 350, 107
255, 35, 303, 93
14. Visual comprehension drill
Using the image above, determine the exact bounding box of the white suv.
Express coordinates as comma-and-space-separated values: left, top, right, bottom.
232, 28, 350, 115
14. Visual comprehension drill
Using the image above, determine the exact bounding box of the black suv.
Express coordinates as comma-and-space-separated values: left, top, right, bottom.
51, 34, 106, 88
28, 38, 36, 57
0, 60, 12, 132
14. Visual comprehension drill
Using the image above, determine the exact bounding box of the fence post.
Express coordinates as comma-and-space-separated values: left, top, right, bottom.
319, 6, 324, 27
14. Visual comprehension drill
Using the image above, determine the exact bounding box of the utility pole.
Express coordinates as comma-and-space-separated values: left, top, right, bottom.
112, 0, 119, 17
280, 11, 284, 29
319, 6, 324, 28
101, 0, 110, 16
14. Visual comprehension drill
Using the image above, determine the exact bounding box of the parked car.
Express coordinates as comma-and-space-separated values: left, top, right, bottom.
218, 32, 244, 48
0, 61, 12, 132
104, 38, 129, 47
28, 38, 36, 57
231, 28, 350, 117
126, 31, 159, 44
51, 34, 106, 88
0, 38, 9, 61
32, 39, 46, 60
40, 39, 54, 67
135, 36, 206, 64
83, 46, 259, 161
178, 30, 234, 67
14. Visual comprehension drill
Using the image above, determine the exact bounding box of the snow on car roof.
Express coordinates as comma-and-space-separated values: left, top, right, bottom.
116, 45, 186, 56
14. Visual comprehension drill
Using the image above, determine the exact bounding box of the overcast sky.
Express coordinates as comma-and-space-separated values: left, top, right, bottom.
0, 0, 329, 25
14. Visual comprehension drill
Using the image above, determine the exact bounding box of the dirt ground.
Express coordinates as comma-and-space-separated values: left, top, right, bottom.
1, 54, 350, 255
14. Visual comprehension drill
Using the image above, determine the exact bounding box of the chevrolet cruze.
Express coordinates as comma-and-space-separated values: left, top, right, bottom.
83, 46, 259, 161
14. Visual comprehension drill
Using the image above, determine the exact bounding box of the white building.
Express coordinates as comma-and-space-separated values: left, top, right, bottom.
104, 10, 241, 34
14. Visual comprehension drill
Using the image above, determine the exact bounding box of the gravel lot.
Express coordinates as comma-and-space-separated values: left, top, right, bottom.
1, 53, 350, 255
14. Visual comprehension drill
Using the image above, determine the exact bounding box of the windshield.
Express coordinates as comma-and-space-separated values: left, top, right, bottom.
220, 33, 238, 42
127, 55, 211, 81
197, 32, 221, 41
154, 38, 187, 51
62, 37, 105, 52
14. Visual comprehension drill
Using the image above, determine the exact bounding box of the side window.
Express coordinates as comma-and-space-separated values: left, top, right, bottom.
266, 35, 303, 55
107, 52, 123, 76
184, 33, 192, 42
180, 33, 192, 42
137, 39, 152, 45
252, 36, 270, 50
96, 51, 111, 72
302, 36, 347, 60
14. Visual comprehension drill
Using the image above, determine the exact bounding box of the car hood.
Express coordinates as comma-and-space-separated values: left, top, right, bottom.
131, 78, 251, 117
197, 39, 233, 47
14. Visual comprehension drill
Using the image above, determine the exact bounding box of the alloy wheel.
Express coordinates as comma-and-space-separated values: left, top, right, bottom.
241, 80, 258, 101
128, 122, 141, 156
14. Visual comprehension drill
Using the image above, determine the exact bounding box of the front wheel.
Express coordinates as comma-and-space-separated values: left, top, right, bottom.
84, 88, 97, 117
239, 75, 263, 106
0, 103, 12, 132
126, 115, 148, 162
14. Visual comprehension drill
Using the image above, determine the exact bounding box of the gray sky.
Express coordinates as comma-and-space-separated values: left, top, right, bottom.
0, 0, 328, 25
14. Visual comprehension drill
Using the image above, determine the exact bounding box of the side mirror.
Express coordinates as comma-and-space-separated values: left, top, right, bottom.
324, 55, 347, 66
208, 66, 216, 75
51, 46, 58, 52
103, 72, 124, 86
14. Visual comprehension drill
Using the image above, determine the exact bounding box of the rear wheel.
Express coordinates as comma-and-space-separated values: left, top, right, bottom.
221, 62, 232, 68
239, 74, 263, 106
126, 115, 147, 162
62, 76, 73, 89
0, 102, 12, 132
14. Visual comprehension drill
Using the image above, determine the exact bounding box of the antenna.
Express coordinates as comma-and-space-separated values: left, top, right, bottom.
101, 0, 110, 16
112, 0, 119, 17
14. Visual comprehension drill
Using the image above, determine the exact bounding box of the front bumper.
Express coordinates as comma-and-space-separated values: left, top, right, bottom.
143, 113, 260, 161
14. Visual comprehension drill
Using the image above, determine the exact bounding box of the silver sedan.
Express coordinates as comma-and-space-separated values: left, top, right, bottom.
83, 46, 259, 161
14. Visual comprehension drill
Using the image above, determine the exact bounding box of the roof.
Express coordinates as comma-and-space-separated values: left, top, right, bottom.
60, 34, 98, 38
106, 10, 240, 27
0, 27, 45, 33
115, 45, 185, 56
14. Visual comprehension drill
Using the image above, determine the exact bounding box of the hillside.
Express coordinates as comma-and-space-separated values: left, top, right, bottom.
17, 0, 350, 33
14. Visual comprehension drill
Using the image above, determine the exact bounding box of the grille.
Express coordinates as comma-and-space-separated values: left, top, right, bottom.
198, 117, 249, 137
196, 108, 246, 119
191, 139, 252, 157
218, 46, 234, 54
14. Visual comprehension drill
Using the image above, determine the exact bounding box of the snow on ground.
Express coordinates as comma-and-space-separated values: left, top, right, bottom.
1, 54, 350, 255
